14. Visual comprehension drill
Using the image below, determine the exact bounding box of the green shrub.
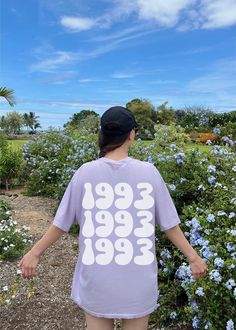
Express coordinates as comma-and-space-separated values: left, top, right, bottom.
0, 134, 24, 189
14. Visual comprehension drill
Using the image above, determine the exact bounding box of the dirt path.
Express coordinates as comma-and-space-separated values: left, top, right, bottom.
1, 191, 112, 330
0, 191, 89, 329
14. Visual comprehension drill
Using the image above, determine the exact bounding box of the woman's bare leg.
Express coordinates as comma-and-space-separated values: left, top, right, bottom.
84, 310, 114, 330
122, 315, 150, 330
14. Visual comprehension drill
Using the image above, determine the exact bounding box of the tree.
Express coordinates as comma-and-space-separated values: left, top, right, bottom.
178, 105, 215, 131
0, 111, 24, 134
0, 87, 16, 107
64, 110, 99, 128
23, 112, 41, 133
126, 98, 157, 139
156, 101, 176, 125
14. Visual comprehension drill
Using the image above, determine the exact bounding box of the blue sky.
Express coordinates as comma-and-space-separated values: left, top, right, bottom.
1, 0, 236, 130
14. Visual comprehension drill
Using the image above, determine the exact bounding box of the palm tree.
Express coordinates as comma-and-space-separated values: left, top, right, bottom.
0, 87, 16, 107
23, 111, 41, 133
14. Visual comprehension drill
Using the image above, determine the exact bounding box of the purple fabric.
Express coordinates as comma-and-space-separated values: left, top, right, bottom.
52, 156, 181, 318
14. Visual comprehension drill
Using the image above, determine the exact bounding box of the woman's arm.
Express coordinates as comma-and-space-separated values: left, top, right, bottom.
18, 224, 65, 279
163, 224, 208, 279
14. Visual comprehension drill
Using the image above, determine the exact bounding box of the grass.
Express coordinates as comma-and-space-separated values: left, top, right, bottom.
8, 139, 219, 155
7, 140, 29, 151
141, 140, 214, 154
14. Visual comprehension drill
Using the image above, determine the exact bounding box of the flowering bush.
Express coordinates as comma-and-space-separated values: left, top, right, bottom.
143, 137, 236, 329
20, 127, 98, 199
18, 125, 236, 329
0, 199, 32, 260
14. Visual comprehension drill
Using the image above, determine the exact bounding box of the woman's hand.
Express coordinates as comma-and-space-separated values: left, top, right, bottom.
188, 254, 208, 280
18, 250, 40, 280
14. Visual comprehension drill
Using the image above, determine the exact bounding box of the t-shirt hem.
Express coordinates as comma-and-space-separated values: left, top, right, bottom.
70, 294, 158, 319
160, 220, 181, 232
52, 220, 69, 232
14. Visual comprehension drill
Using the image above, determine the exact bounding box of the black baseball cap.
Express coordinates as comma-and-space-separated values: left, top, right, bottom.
100, 106, 138, 136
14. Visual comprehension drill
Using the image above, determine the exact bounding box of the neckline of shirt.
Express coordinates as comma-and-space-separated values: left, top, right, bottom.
99, 156, 133, 163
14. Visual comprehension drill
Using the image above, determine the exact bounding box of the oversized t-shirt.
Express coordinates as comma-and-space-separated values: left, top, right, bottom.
52, 156, 181, 319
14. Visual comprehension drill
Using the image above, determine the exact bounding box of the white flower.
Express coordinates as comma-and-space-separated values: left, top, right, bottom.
170, 311, 177, 319
2, 285, 8, 292
198, 184, 206, 191
217, 210, 226, 216
168, 184, 176, 191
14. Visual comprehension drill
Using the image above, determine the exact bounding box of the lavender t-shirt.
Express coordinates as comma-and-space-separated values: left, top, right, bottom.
52, 156, 181, 319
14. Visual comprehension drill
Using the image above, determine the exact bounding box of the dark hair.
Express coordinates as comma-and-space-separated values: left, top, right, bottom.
97, 129, 131, 158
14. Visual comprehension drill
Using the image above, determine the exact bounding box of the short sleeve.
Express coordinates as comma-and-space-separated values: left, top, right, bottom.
150, 164, 181, 231
52, 168, 83, 232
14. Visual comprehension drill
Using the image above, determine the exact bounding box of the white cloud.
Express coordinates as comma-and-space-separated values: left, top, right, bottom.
115, 0, 236, 30
30, 51, 77, 72
60, 16, 97, 31
57, 0, 236, 33
111, 72, 135, 78
201, 0, 236, 29
79, 78, 106, 83
92, 25, 146, 42
135, 0, 195, 27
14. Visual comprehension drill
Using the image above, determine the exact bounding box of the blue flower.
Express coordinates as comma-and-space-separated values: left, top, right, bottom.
229, 229, 236, 236
192, 315, 200, 329
208, 176, 216, 184
226, 319, 234, 330
204, 320, 212, 329
209, 269, 222, 283
200, 246, 217, 260
213, 127, 221, 135
189, 299, 199, 311
206, 214, 215, 223
160, 249, 172, 259
225, 279, 236, 290
226, 242, 235, 252
195, 287, 204, 296
214, 257, 224, 268
228, 264, 235, 270
207, 165, 216, 173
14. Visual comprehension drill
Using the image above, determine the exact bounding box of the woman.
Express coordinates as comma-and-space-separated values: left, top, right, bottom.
18, 106, 208, 330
